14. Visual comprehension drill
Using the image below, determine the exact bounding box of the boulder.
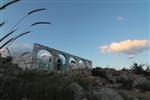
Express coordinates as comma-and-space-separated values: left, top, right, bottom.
132, 77, 150, 92
119, 91, 139, 100
68, 82, 84, 100
92, 87, 124, 100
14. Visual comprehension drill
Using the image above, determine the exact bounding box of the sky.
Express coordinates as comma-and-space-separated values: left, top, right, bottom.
0, 0, 150, 68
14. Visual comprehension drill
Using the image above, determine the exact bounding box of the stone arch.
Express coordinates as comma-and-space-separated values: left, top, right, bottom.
31, 44, 57, 70
85, 61, 92, 68
37, 50, 53, 70
31, 43, 92, 71
69, 57, 77, 69
55, 53, 67, 71
78, 59, 85, 68
58, 54, 66, 64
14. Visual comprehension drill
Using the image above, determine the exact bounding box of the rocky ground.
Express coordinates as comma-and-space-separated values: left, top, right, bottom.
0, 62, 150, 100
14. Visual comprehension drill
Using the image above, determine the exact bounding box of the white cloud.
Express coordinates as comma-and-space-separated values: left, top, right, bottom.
116, 16, 124, 21
100, 39, 150, 59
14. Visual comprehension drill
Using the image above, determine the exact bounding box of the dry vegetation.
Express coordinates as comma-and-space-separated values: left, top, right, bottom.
0, 62, 150, 100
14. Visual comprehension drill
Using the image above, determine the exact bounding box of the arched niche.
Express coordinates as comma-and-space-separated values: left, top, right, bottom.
69, 57, 77, 69
55, 54, 67, 71
85, 61, 91, 68
79, 59, 85, 68
58, 54, 66, 64
37, 50, 52, 70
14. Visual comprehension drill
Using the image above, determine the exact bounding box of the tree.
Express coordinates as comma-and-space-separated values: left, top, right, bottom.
131, 62, 145, 74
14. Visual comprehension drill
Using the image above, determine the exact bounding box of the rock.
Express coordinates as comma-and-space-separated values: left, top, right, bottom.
68, 82, 84, 100
81, 98, 87, 100
132, 77, 150, 92
116, 72, 135, 90
92, 87, 124, 100
105, 83, 122, 89
89, 76, 107, 89
116, 72, 134, 82
22, 98, 28, 100
147, 77, 150, 81
119, 91, 139, 100
0, 73, 4, 77
106, 74, 117, 83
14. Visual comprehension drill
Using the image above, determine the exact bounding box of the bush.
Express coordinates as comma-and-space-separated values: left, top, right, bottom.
131, 63, 145, 75
144, 65, 150, 76
0, 71, 75, 100
91, 67, 107, 78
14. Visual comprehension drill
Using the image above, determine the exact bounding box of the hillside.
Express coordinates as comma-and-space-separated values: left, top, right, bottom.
0, 62, 150, 100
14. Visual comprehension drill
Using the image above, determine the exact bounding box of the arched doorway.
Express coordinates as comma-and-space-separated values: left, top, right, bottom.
69, 57, 77, 69
37, 50, 52, 70
79, 60, 85, 68
56, 54, 66, 71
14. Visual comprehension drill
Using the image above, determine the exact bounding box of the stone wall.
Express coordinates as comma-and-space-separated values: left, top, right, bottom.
31, 43, 92, 71
15, 43, 92, 71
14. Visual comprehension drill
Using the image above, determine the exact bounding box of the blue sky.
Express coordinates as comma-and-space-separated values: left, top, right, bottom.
0, 0, 149, 68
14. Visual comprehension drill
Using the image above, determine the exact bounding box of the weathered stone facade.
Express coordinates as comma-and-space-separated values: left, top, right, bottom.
15, 43, 92, 71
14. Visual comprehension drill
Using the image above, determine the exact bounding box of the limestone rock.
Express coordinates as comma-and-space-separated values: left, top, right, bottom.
68, 82, 84, 100
132, 77, 150, 92
92, 87, 124, 100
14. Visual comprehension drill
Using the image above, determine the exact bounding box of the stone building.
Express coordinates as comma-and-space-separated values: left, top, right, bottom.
14, 43, 92, 72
